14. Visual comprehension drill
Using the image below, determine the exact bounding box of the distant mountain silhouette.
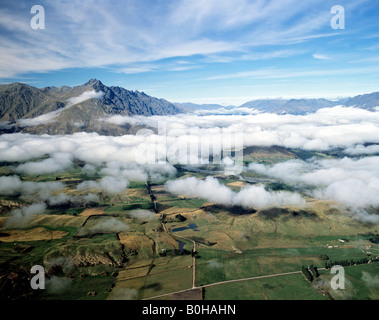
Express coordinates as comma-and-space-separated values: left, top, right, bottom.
236, 93, 379, 115
179, 93, 379, 115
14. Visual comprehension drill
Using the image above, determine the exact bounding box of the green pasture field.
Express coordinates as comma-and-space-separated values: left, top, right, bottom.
202, 273, 328, 300
317, 263, 379, 300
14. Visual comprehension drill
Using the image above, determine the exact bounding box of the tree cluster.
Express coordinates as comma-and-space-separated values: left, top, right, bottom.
301, 264, 319, 283
324, 257, 379, 269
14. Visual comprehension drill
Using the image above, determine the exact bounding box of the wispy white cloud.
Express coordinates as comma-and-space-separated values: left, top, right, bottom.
313, 53, 331, 60
0, 0, 364, 78
18, 90, 104, 126
205, 65, 379, 81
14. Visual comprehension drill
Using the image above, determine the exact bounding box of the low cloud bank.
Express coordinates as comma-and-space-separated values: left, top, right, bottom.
1, 107, 379, 179
46, 192, 100, 207
128, 209, 156, 220
0, 175, 64, 199
344, 144, 379, 155
109, 288, 138, 300
104, 106, 379, 152
1, 105, 379, 224
6, 203, 47, 228
3, 106, 379, 167
0, 175, 99, 209
15, 153, 74, 175
165, 176, 305, 209
85, 217, 130, 234
45, 276, 72, 294
77, 176, 129, 195
248, 156, 379, 223
361, 272, 379, 287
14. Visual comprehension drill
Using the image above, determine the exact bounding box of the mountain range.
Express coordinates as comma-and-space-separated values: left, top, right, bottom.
176, 95, 378, 115
0, 79, 378, 136
0, 79, 184, 135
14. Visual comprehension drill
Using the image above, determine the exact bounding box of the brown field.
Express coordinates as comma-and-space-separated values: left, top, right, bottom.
0, 227, 68, 242
107, 277, 146, 300
119, 232, 155, 254
150, 185, 180, 198
171, 288, 202, 300
80, 207, 106, 217
29, 214, 87, 227
116, 265, 151, 281
160, 206, 206, 218
154, 231, 180, 251
181, 209, 207, 219
200, 230, 237, 251
150, 185, 168, 193
226, 181, 246, 188
125, 258, 154, 269
0, 217, 7, 228
126, 188, 149, 200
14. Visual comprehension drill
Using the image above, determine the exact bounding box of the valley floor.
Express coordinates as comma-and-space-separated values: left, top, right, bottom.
0, 153, 378, 300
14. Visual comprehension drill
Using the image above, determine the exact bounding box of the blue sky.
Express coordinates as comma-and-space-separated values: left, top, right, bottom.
1, 0, 379, 105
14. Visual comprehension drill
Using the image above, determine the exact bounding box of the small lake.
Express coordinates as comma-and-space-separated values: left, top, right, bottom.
171, 223, 199, 233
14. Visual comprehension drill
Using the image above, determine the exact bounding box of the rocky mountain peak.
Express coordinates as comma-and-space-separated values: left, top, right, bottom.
85, 79, 103, 86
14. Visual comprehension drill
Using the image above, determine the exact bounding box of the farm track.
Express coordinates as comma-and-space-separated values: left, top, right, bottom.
162, 222, 197, 288
143, 261, 379, 300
